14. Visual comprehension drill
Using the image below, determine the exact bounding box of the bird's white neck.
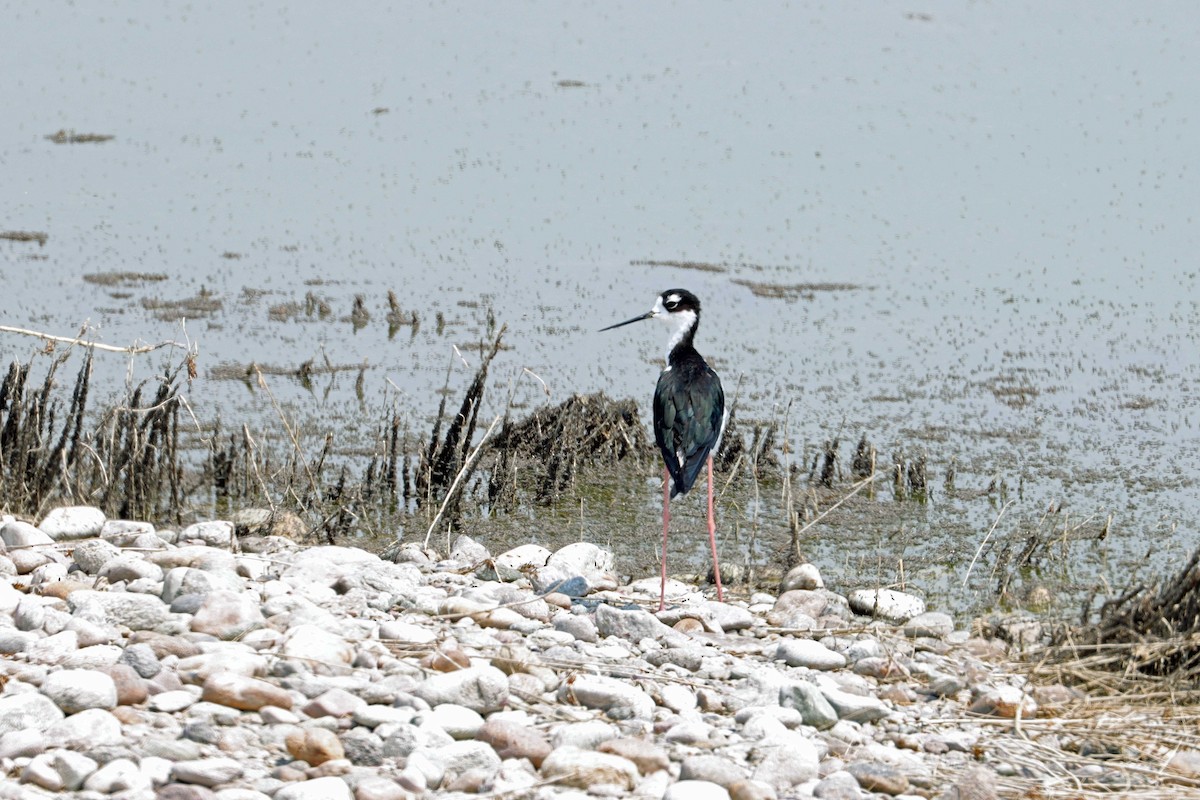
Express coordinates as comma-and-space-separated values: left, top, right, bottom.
661, 309, 697, 364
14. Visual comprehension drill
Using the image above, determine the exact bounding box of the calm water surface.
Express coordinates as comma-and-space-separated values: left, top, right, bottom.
4, 2, 1199, 616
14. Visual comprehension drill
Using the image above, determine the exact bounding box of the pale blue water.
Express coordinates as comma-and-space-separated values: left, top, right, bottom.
3, 1, 1199, 615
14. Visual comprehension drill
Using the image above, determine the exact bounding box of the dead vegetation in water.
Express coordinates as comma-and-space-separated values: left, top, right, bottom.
141, 288, 222, 321
731, 278, 862, 299
487, 392, 648, 508
630, 259, 728, 273
1, 231, 49, 247
1033, 543, 1200, 695
45, 129, 114, 144
83, 272, 169, 287
0, 349, 186, 522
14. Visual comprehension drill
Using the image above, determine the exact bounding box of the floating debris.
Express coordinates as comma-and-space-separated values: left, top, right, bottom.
0, 231, 48, 247
83, 271, 168, 286
732, 278, 862, 299
45, 129, 114, 144
631, 259, 728, 273
141, 287, 222, 321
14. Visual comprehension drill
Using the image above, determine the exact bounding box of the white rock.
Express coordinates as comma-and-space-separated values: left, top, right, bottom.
39, 506, 106, 540
0, 728, 45, 759
279, 624, 354, 674
273, 775, 353, 800
541, 745, 638, 790
171, 756, 244, 787
751, 730, 820, 789
780, 563, 824, 591
98, 554, 164, 583
67, 589, 173, 631
60, 644, 122, 670
413, 665, 508, 714
149, 689, 200, 713
556, 673, 654, 720
496, 544, 551, 572
664, 780, 731, 800
180, 520, 234, 547
547, 541, 614, 575
426, 703, 485, 739
431, 739, 502, 783
83, 757, 150, 793
847, 588, 926, 623
14, 595, 47, 631
774, 639, 847, 670
25, 630, 78, 665
0, 691, 66, 737
71, 538, 122, 574
1, 518, 55, 548
45, 708, 123, 749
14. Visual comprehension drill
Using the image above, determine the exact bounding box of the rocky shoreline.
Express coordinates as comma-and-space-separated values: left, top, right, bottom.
0, 506, 1136, 799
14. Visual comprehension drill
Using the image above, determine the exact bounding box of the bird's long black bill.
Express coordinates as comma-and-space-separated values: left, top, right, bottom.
599, 311, 653, 332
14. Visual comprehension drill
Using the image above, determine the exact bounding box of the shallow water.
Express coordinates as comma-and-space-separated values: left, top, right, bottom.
4, 1, 1199, 617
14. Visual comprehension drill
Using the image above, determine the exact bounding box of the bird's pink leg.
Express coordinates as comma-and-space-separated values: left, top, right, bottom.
707, 454, 724, 602
660, 467, 670, 612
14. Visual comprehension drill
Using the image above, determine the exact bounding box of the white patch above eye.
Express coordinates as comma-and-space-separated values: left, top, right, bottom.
666, 293, 681, 305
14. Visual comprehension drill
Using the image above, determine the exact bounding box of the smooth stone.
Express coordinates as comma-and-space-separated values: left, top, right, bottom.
98, 554, 164, 583
847, 589, 926, 623
67, 589, 173, 631
903, 611, 955, 638
495, 543, 552, 572
103, 663, 149, 706
84, 757, 151, 792
775, 639, 847, 670
180, 521, 234, 547
751, 731, 820, 790
41, 668, 118, 713
279, 624, 354, 674
780, 563, 825, 591
45, 708, 123, 749
285, 727, 345, 766
9, 547, 56, 574
547, 541, 614, 575
967, 685, 1037, 719
352, 776, 410, 800
846, 761, 908, 795
338, 728, 384, 766
814, 770, 863, 799
1, 518, 55, 548
540, 745, 638, 790
553, 613, 599, 642
202, 672, 293, 711
550, 719, 618, 750
557, 673, 654, 720
431, 739, 502, 785
597, 738, 669, 775
273, 775, 354, 800
477, 718, 553, 768
176, 648, 267, 684
190, 590, 266, 640
23, 749, 98, 791
729, 780, 779, 800
60, 643, 122, 670
171, 757, 245, 787
0, 728, 46, 759
151, 689, 201, 713
0, 691, 66, 736
71, 538, 122, 574
779, 682, 839, 730
596, 603, 685, 645
118, 641, 162, 677
426, 703, 485, 739
302, 688, 366, 719
162, 566, 243, 603
680, 755, 749, 787
155, 785, 218, 799
821, 685, 890, 722
664, 780, 731, 800
39, 506, 106, 540
0, 629, 37, 654
26, 630, 80, 664
99, 519, 157, 544
413, 665, 508, 714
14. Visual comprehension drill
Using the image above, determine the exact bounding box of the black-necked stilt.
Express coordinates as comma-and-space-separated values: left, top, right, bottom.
602, 288, 726, 610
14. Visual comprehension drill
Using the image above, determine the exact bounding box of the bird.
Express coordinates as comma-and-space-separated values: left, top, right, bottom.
601, 288, 726, 610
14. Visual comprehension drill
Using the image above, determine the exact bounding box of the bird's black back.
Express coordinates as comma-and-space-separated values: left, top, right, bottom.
653, 348, 725, 498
